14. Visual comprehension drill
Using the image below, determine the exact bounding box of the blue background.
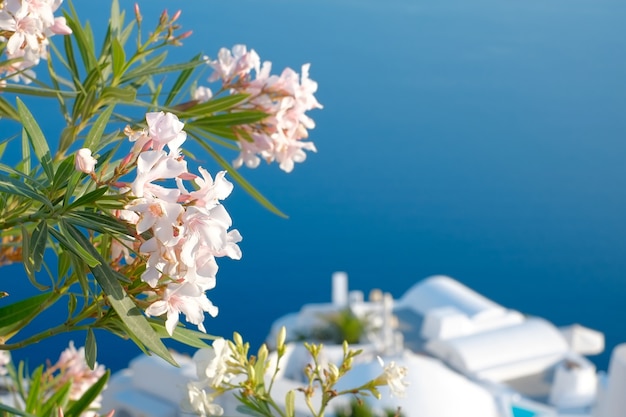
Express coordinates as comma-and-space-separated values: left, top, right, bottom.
6, 0, 626, 373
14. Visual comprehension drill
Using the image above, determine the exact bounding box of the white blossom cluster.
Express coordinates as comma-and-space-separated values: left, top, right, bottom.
195, 45, 323, 173
0, 0, 72, 83
120, 111, 242, 336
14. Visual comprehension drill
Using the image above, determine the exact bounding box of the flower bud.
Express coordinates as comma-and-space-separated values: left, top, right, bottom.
276, 326, 286, 353
75, 148, 97, 174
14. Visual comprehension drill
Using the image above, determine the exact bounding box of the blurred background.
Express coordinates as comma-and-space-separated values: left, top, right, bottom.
8, 0, 626, 372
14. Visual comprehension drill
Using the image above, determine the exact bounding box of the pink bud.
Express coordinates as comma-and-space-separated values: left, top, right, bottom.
75, 148, 97, 174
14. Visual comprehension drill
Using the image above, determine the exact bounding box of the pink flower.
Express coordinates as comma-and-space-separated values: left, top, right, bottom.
75, 148, 97, 174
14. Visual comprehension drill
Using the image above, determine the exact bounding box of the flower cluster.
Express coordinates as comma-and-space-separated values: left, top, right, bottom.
0, 350, 9, 376
184, 331, 409, 417
0, 0, 72, 83
196, 45, 323, 173
119, 111, 242, 336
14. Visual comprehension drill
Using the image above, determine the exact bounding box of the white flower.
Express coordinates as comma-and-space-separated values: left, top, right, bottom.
186, 381, 224, 416
193, 338, 233, 388
375, 356, 409, 398
74, 148, 97, 174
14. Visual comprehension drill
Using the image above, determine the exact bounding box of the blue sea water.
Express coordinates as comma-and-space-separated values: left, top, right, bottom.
4, 0, 626, 374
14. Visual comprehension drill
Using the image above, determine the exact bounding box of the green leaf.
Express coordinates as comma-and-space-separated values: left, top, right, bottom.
52, 156, 76, 191
83, 106, 114, 150
0, 403, 38, 417
0, 96, 19, 120
164, 53, 204, 106
16, 98, 54, 181
39, 380, 71, 417
21, 224, 48, 291
20, 128, 30, 177
25, 365, 43, 414
111, 37, 126, 78
193, 137, 287, 218
0, 84, 76, 98
0, 293, 50, 332
0, 173, 52, 208
64, 6, 97, 72
67, 292, 77, 318
67, 186, 108, 209
65, 211, 132, 237
65, 371, 110, 417
85, 328, 97, 370
63, 223, 177, 366
121, 55, 200, 84
30, 220, 48, 272
181, 93, 250, 116
48, 223, 100, 268
102, 86, 136, 102
149, 319, 215, 349
195, 110, 268, 127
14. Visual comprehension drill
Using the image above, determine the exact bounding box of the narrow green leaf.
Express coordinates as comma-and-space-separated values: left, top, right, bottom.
0, 293, 51, 327
21, 128, 30, 175
83, 106, 114, 151
67, 293, 77, 318
164, 53, 203, 106
200, 125, 238, 141
63, 7, 97, 72
101, 86, 136, 102
149, 319, 215, 349
65, 371, 110, 417
0, 140, 8, 160
194, 138, 287, 218
30, 220, 48, 272
0, 403, 38, 417
25, 365, 44, 414
63, 34, 81, 88
63, 224, 177, 366
0, 173, 52, 208
67, 186, 108, 209
48, 223, 100, 268
65, 211, 132, 237
0, 84, 76, 98
16, 98, 54, 181
121, 55, 201, 84
181, 93, 250, 116
52, 156, 76, 191
195, 110, 267, 127
39, 380, 71, 417
85, 328, 97, 369
0, 96, 19, 119
111, 37, 126, 78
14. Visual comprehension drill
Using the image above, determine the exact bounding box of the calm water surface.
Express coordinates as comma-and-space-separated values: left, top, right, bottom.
7, 0, 626, 372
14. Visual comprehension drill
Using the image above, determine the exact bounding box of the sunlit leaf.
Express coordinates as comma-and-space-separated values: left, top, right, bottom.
149, 319, 215, 349
85, 328, 97, 369
0, 287, 50, 333
16, 98, 54, 181
102, 86, 136, 102
67, 186, 108, 210
195, 110, 267, 127
111, 37, 126, 79
181, 93, 250, 116
84, 106, 114, 151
